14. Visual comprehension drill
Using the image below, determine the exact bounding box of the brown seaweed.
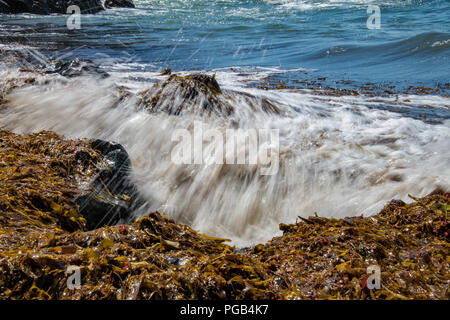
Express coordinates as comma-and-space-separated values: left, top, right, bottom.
0, 130, 448, 300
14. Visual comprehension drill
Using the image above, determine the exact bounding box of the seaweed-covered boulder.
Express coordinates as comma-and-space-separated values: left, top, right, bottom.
74, 139, 144, 230
139, 74, 234, 117
44, 58, 109, 78
0, 131, 144, 233
104, 0, 135, 8
0, 0, 104, 14
0, 131, 98, 235
138, 73, 282, 117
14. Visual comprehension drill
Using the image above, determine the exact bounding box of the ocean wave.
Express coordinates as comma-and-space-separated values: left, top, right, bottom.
312, 31, 449, 56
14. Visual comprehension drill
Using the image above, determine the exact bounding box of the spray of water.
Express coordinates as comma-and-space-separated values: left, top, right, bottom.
1, 67, 449, 246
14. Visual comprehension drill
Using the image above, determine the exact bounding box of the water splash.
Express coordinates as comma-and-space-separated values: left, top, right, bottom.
1, 65, 449, 246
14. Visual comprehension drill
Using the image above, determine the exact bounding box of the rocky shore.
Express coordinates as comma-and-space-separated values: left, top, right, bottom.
0, 129, 448, 300
0, 48, 448, 300
0, 0, 134, 14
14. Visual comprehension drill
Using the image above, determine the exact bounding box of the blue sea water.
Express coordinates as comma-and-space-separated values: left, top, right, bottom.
1, 0, 449, 86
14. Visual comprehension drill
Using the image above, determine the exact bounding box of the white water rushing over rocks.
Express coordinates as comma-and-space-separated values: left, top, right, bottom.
1, 66, 449, 246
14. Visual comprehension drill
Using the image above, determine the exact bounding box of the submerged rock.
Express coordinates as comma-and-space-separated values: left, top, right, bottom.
104, 0, 135, 8
0, 47, 108, 79
44, 58, 109, 78
0, 0, 104, 14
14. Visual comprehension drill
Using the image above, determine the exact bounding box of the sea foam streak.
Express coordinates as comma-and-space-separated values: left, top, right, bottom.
1, 67, 449, 246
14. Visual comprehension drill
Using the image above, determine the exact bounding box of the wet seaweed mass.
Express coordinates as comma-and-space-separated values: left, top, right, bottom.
1, 0, 449, 301
0, 130, 448, 300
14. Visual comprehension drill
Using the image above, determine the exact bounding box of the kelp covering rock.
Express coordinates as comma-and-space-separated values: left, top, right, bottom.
0, 130, 276, 299
0, 130, 448, 299
138, 73, 281, 117
138, 74, 233, 117
0, 130, 99, 236
0, 130, 138, 236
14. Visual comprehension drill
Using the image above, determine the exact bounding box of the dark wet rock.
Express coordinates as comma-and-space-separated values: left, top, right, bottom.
138, 74, 233, 117
0, 47, 109, 79
104, 0, 135, 9
91, 140, 132, 193
74, 139, 145, 230
0, 0, 104, 14
0, 1, 11, 13
74, 191, 129, 230
44, 58, 109, 78
168, 257, 180, 265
